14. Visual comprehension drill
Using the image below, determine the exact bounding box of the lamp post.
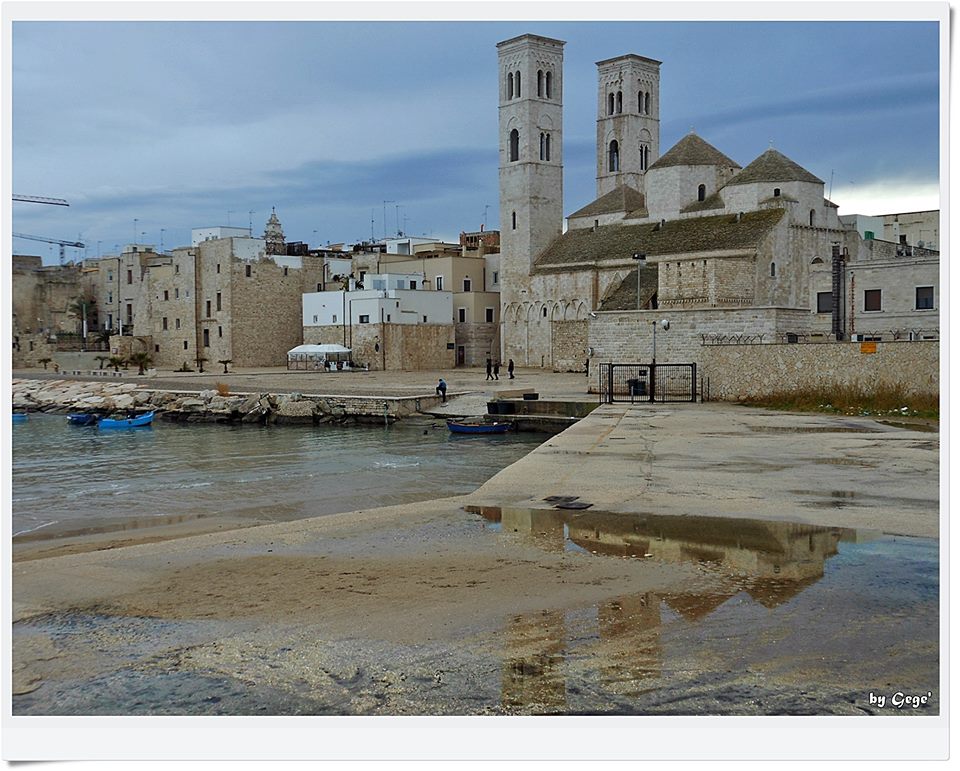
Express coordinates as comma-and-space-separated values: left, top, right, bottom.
632, 252, 646, 310
650, 318, 669, 401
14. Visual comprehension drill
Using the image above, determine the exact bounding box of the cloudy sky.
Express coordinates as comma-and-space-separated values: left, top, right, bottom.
9, 7, 942, 264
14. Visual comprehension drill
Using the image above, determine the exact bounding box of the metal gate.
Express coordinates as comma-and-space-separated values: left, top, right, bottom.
598, 363, 697, 404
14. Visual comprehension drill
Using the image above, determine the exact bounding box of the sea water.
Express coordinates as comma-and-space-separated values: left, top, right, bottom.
11, 413, 544, 539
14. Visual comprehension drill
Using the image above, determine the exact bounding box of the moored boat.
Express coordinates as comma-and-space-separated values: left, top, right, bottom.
447, 419, 511, 434
13, 412, 28, 422
67, 413, 99, 426
98, 411, 155, 429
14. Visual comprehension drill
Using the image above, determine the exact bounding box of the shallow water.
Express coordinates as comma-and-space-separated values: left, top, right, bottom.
11, 413, 545, 539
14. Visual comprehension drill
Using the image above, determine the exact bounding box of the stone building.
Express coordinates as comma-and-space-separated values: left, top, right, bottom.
496, 33, 940, 372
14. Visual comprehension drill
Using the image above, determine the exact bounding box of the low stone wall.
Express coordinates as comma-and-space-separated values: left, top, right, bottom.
12, 379, 444, 425
699, 340, 939, 400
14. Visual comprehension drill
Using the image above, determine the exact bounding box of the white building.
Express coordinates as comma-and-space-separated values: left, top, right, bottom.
191, 226, 252, 246
303, 288, 452, 327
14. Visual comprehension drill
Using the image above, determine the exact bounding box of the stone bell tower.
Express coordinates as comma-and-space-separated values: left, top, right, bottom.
263, 207, 286, 256
497, 34, 565, 287
595, 54, 661, 198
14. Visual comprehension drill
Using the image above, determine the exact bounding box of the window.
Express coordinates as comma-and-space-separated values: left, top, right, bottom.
155, 344, 160, 353
175, 264, 180, 274
511, 211, 517, 230
638, 91, 643, 113
616, 90, 623, 113
515, 70, 521, 97
816, 292, 833, 313
183, 340, 188, 350
206, 300, 212, 317
386, 314, 391, 322
545, 133, 551, 161
773, 188, 781, 197
698, 184, 706, 202
216, 292, 222, 311
127, 270, 133, 285
216, 263, 220, 273
640, 144, 649, 171
540, 132, 546, 160
509, 129, 519, 161
175, 318, 181, 330
864, 289, 882, 312
218, 326, 222, 338
125, 304, 133, 324
537, 69, 543, 96
507, 71, 514, 99
916, 286, 934, 310
317, 283, 322, 291
542, 306, 548, 317
492, 271, 499, 284
608, 140, 620, 172
608, 93, 615, 115
245, 264, 251, 277
436, 276, 444, 290
163, 290, 169, 301
486, 308, 494, 323
770, 262, 776, 277
107, 271, 113, 282
283, 266, 288, 276
162, 317, 168, 330
423, 315, 427, 323
463, 278, 472, 291
359, 314, 370, 324
372, 278, 386, 290
545, 71, 552, 98
175, 288, 179, 299
809, 210, 816, 226
900, 234, 908, 244
864, 231, 875, 240
644, 91, 650, 114
203, 329, 210, 348
458, 308, 466, 323
108, 291, 113, 304
332, 314, 337, 323
409, 280, 417, 290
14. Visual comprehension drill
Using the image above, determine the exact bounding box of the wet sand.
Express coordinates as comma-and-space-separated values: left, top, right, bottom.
11, 403, 940, 716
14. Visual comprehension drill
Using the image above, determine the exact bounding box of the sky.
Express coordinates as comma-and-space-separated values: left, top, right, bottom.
8, 8, 942, 264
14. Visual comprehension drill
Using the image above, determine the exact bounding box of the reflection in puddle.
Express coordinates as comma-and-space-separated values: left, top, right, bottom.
466, 505, 934, 714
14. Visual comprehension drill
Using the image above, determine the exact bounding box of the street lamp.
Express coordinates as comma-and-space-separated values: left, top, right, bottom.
650, 318, 669, 401
632, 252, 646, 310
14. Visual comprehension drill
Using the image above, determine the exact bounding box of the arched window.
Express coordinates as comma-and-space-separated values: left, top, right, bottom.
542, 306, 547, 317
537, 70, 543, 97
509, 129, 519, 162
539, 132, 546, 161
698, 184, 706, 202
773, 188, 781, 197
515, 70, 521, 97
770, 262, 776, 277
616, 90, 623, 113
545, 71, 552, 98
507, 72, 514, 100
644, 92, 650, 114
809, 209, 816, 226
608, 93, 615, 115
639, 144, 649, 171
638, 90, 643, 113
608, 140, 620, 172
545, 133, 551, 161
511, 211, 517, 230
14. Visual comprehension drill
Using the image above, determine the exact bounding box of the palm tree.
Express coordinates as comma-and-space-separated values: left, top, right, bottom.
38, 357, 52, 370
67, 296, 97, 339
128, 351, 152, 375
108, 356, 125, 372
95, 355, 110, 370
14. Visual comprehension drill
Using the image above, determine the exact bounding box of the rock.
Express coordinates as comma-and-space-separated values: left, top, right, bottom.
199, 389, 217, 401
177, 398, 206, 412
112, 394, 135, 411
239, 393, 262, 413
277, 400, 315, 420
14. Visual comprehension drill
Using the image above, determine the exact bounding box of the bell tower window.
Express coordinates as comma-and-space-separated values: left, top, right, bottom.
545, 71, 552, 98
644, 92, 651, 114
515, 70, 521, 97
809, 209, 816, 226
537, 69, 544, 96
608, 93, 615, 115
640, 144, 649, 171
509, 129, 519, 162
698, 184, 706, 202
616, 90, 623, 113
507, 71, 514, 99
608, 140, 620, 172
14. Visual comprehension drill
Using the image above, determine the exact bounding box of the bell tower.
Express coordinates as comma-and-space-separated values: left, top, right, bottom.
497, 34, 565, 287
595, 54, 661, 198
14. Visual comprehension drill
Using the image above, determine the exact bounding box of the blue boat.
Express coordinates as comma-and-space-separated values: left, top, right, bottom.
67, 413, 99, 426
447, 419, 511, 434
13, 412, 28, 423
98, 411, 155, 429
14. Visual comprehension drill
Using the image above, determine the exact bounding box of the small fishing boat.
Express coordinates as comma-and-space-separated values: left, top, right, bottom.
67, 413, 99, 426
98, 411, 155, 429
447, 419, 512, 435
12, 412, 28, 422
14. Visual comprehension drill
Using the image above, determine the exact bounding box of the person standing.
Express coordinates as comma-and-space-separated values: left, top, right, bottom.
508, 359, 515, 379
485, 358, 493, 381
493, 361, 500, 380
436, 378, 447, 403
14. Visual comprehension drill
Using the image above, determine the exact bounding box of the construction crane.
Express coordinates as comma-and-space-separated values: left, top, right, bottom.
13, 194, 69, 206
13, 232, 85, 264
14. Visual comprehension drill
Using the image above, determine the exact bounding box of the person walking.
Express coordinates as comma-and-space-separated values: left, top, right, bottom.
493, 361, 500, 380
436, 378, 447, 403
485, 357, 493, 381
508, 359, 515, 379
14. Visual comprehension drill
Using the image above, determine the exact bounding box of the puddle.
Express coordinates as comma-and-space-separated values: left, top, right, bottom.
748, 425, 882, 434
876, 420, 938, 433
466, 505, 938, 715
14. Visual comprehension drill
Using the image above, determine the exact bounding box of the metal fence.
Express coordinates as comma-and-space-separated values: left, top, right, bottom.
598, 363, 697, 404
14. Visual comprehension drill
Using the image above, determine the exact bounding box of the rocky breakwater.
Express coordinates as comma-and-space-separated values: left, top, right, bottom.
12, 379, 392, 426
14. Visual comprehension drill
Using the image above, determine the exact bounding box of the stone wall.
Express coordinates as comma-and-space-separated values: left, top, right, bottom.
11, 333, 57, 369
551, 320, 588, 372
305, 323, 455, 371
455, 321, 500, 366
699, 340, 939, 400
231, 256, 305, 367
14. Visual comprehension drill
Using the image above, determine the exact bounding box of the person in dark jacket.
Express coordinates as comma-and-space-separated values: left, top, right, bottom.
485, 358, 493, 380
436, 378, 447, 403
508, 359, 515, 379
493, 361, 500, 380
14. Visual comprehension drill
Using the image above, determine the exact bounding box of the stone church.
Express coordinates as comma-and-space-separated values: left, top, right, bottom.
496, 33, 898, 372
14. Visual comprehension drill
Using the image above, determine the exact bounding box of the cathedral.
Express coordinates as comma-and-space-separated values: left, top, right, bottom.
496, 34, 869, 371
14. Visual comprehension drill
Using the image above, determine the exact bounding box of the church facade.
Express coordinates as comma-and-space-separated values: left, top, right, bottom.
496, 34, 938, 372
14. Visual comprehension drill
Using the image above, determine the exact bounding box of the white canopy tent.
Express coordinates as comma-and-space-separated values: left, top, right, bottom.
287, 344, 352, 370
